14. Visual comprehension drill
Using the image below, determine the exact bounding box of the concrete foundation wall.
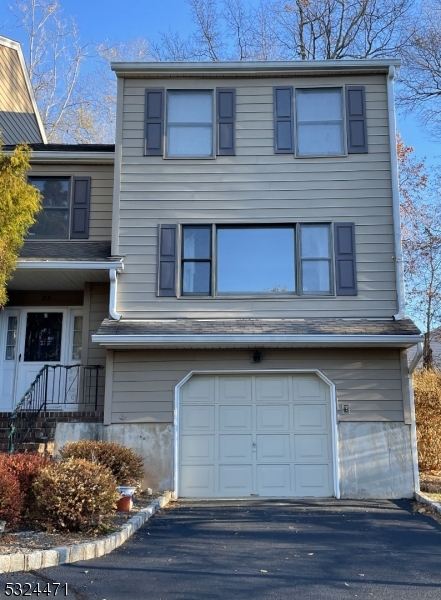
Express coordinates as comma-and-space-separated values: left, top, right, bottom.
338, 422, 414, 499
54, 421, 415, 498
54, 422, 173, 492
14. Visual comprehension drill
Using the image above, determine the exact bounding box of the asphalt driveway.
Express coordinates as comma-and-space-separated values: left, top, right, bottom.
1, 499, 441, 600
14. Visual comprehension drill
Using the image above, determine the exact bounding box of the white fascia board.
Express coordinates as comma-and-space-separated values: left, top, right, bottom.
29, 152, 115, 164
16, 259, 124, 271
0, 35, 48, 143
91, 333, 423, 348
111, 59, 401, 77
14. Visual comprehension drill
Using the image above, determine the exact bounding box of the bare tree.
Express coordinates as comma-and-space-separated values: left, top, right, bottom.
398, 0, 441, 140
398, 138, 441, 369
8, 0, 92, 142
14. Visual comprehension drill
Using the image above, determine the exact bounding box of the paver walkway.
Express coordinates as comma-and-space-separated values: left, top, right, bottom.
1, 499, 441, 600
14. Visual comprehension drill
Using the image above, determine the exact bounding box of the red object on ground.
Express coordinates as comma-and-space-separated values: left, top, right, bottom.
117, 496, 131, 511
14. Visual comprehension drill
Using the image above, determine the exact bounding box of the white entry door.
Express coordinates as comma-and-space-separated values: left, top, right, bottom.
179, 374, 334, 498
0, 308, 82, 410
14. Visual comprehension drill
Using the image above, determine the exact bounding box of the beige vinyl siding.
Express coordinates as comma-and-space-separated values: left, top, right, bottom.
110, 348, 404, 424
0, 44, 43, 144
117, 73, 397, 318
85, 283, 109, 408
28, 163, 113, 240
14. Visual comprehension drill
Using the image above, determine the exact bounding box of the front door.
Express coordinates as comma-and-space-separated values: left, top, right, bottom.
15, 310, 67, 405
0, 308, 83, 410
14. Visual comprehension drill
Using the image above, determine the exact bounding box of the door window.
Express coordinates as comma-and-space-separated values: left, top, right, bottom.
24, 312, 63, 362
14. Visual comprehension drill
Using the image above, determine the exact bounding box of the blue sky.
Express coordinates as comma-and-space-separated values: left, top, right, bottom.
0, 0, 438, 165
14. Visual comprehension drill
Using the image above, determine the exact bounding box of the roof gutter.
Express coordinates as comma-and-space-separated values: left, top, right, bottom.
29, 152, 115, 164
91, 333, 423, 348
111, 58, 401, 77
16, 259, 124, 270
387, 65, 407, 321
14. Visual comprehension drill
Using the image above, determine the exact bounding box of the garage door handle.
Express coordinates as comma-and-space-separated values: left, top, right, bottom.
252, 442, 256, 450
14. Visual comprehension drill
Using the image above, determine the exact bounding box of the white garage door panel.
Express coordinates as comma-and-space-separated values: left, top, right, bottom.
294, 404, 328, 431
219, 405, 252, 430
182, 405, 215, 431
294, 435, 330, 461
256, 405, 290, 430
219, 465, 253, 496
182, 377, 215, 402
257, 464, 291, 495
219, 377, 252, 402
256, 434, 291, 461
181, 435, 215, 461
219, 435, 253, 461
295, 464, 331, 495
296, 376, 323, 399
180, 374, 334, 498
180, 465, 215, 496
255, 376, 289, 402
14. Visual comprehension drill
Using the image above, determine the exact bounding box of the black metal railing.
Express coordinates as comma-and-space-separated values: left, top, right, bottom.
8, 364, 103, 453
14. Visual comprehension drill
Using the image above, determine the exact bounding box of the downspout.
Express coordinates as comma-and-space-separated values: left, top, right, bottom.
387, 65, 407, 320
109, 268, 122, 321
409, 342, 423, 492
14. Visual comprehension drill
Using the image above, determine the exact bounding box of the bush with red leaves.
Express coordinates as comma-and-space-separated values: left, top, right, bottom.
0, 469, 23, 531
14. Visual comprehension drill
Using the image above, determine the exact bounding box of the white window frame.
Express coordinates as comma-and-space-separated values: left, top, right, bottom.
165, 90, 215, 159
295, 87, 346, 158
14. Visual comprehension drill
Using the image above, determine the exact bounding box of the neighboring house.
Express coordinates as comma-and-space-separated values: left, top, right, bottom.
0, 36, 46, 145
0, 42, 424, 499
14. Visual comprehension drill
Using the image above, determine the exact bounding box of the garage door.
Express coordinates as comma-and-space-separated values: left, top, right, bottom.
179, 374, 334, 498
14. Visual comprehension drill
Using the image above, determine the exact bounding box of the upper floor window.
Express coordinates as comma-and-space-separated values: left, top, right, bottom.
28, 176, 91, 240
167, 91, 213, 158
29, 177, 70, 238
274, 85, 368, 156
145, 88, 236, 158
296, 88, 344, 156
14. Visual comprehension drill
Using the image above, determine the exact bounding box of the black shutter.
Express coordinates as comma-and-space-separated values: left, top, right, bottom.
346, 86, 368, 154
217, 88, 236, 155
145, 88, 164, 156
334, 223, 357, 295
157, 224, 177, 297
274, 87, 293, 153
70, 177, 91, 239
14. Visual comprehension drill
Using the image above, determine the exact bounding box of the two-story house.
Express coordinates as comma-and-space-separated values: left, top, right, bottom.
1, 39, 423, 499
89, 60, 422, 499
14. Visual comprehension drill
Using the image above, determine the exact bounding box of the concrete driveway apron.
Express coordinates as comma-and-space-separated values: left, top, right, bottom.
1, 499, 441, 600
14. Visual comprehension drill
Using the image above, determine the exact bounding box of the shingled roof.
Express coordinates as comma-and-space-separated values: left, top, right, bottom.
93, 317, 422, 349
20, 241, 112, 260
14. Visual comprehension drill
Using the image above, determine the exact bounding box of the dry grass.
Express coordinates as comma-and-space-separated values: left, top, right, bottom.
413, 369, 441, 472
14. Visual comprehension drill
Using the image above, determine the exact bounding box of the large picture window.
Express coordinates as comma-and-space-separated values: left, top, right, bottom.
167, 91, 213, 157
217, 227, 295, 293
180, 224, 333, 296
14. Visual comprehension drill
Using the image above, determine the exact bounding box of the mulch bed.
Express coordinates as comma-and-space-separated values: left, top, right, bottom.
0, 492, 160, 555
